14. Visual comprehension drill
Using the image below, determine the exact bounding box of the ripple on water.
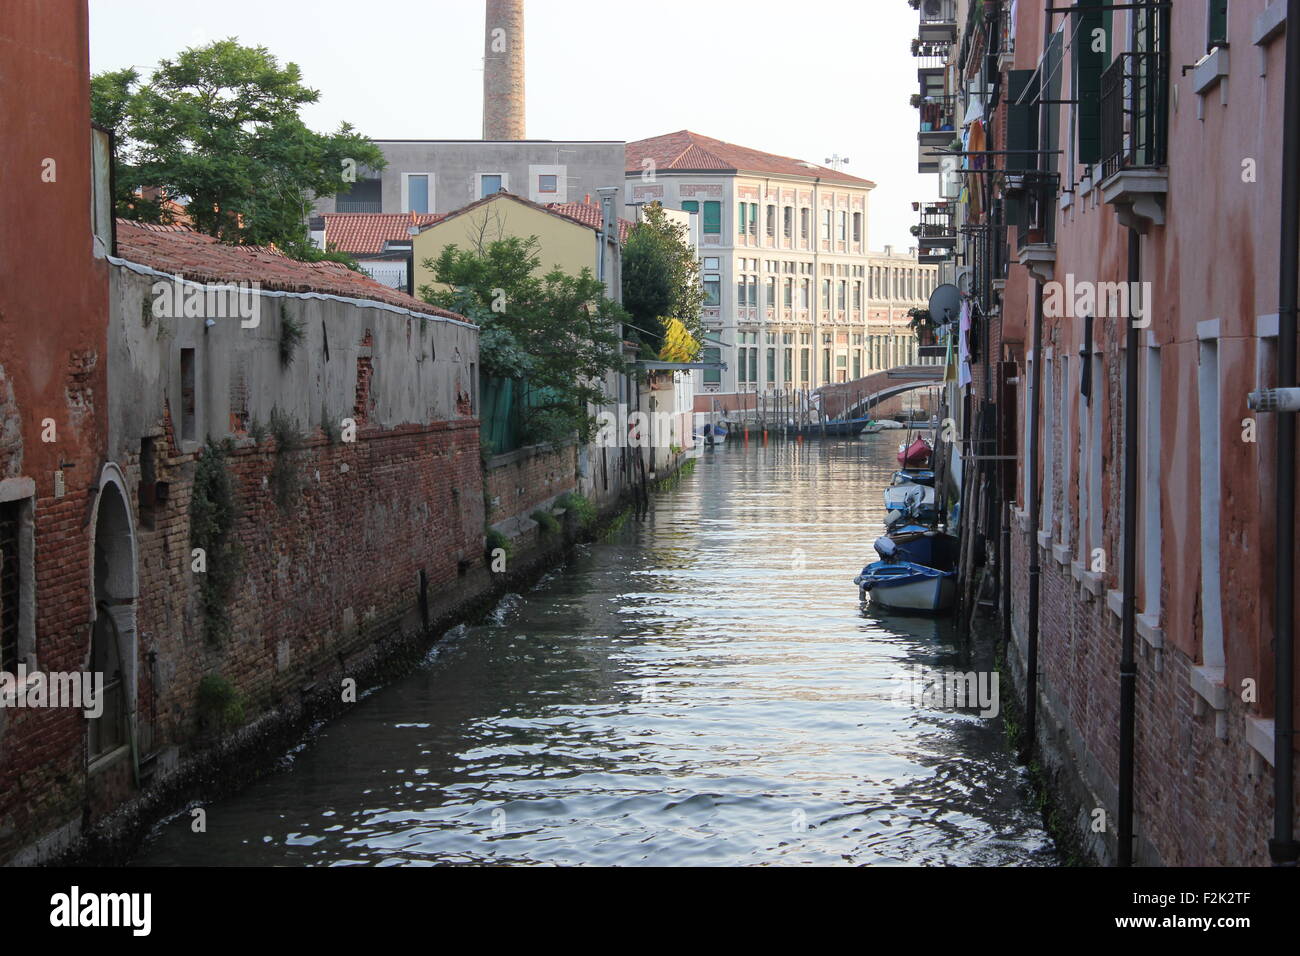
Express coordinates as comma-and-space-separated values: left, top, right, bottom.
132, 438, 1057, 867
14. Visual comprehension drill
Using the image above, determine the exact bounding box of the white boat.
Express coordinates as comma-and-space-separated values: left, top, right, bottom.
854, 561, 957, 612
875, 419, 905, 430
883, 481, 936, 514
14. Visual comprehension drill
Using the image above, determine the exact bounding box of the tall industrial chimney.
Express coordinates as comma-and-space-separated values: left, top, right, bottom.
483, 0, 526, 140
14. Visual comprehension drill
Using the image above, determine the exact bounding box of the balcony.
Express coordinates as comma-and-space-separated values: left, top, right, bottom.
912, 201, 956, 249
916, 94, 956, 174
912, 0, 957, 43
1011, 172, 1059, 283
997, 2, 1016, 71
1099, 51, 1170, 232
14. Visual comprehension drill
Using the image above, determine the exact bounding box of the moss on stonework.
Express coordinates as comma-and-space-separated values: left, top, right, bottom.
190, 440, 240, 644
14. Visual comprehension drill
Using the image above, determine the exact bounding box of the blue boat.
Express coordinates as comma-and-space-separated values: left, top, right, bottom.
854, 560, 957, 613
888, 529, 960, 569
891, 469, 935, 487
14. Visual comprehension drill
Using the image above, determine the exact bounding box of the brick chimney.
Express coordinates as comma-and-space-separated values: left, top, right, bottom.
483, 0, 526, 140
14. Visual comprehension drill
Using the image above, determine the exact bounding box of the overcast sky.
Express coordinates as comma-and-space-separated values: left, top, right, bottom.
89, 0, 929, 251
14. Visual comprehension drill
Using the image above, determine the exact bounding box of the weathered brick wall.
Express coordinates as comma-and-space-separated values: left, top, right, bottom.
485, 444, 577, 527
120, 417, 484, 768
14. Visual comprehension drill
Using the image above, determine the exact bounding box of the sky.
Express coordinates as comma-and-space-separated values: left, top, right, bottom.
88, 0, 930, 251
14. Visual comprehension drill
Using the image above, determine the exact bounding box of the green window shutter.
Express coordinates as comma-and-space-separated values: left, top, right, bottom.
738, 202, 747, 234
681, 200, 699, 215
702, 201, 721, 234
1207, 0, 1228, 50
1006, 69, 1039, 172
1073, 8, 1105, 165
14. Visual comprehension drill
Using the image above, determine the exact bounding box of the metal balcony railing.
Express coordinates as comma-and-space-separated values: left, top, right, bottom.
913, 0, 957, 42
1100, 51, 1169, 181
914, 202, 956, 247
918, 94, 956, 135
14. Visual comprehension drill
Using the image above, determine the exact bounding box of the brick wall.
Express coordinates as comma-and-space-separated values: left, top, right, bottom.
485, 444, 577, 527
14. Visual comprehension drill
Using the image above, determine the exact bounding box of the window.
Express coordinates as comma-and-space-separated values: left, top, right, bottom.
766, 205, 776, 238
852, 212, 862, 243
783, 206, 794, 239
766, 277, 776, 308
703, 257, 720, 270
748, 275, 758, 307
737, 278, 748, 307
837, 211, 847, 242
1207, 0, 1228, 51
822, 349, 831, 383
138, 437, 157, 531
404, 174, 430, 214
702, 201, 722, 235
537, 174, 558, 194
748, 203, 758, 236
822, 209, 832, 240
703, 347, 721, 386
767, 348, 776, 383
853, 351, 862, 379
337, 178, 382, 213
821, 279, 831, 310
801, 348, 810, 383
180, 348, 196, 442
801, 279, 810, 310
783, 278, 793, 309
1197, 338, 1223, 670
784, 347, 793, 383
479, 173, 505, 198
738, 202, 749, 236
0, 497, 32, 675
703, 274, 721, 307
837, 280, 847, 311
853, 281, 863, 310
800, 208, 810, 240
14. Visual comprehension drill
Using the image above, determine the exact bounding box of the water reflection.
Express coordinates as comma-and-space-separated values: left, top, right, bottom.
134, 436, 1057, 866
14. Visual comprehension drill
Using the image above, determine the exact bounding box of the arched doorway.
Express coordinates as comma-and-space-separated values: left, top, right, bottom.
87, 468, 137, 770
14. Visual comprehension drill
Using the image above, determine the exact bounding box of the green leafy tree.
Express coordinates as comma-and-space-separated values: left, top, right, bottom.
419, 236, 629, 443
621, 202, 706, 358
91, 39, 384, 262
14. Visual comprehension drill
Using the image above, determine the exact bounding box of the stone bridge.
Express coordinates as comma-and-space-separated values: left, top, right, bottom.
816, 365, 944, 420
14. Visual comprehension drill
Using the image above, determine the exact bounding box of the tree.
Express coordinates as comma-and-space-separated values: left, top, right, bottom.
621, 202, 705, 359
91, 39, 385, 261
419, 236, 629, 444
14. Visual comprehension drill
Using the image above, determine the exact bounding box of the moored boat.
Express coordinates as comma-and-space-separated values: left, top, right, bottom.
854, 560, 957, 612
897, 436, 933, 467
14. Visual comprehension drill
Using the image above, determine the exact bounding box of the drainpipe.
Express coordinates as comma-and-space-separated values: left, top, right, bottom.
1270, 0, 1300, 867
1118, 228, 1140, 867
1024, 280, 1043, 758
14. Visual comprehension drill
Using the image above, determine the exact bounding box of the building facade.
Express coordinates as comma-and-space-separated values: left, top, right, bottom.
313, 140, 627, 219
922, 0, 1300, 865
625, 131, 938, 395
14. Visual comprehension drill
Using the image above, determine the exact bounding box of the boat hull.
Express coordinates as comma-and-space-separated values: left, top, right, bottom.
854, 561, 956, 613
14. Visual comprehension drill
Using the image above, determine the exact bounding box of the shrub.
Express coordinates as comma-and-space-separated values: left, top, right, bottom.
532, 509, 560, 536
197, 674, 245, 732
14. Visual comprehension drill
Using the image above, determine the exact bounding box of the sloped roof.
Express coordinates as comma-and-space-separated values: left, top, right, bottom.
322, 213, 443, 256
625, 130, 875, 187
114, 220, 466, 320
545, 201, 634, 244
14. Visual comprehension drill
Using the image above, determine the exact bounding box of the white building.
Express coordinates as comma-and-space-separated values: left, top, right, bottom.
625, 131, 937, 394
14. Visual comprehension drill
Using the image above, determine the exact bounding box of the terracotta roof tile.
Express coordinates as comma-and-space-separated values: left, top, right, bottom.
544, 201, 634, 244
323, 212, 442, 256
625, 130, 876, 187
114, 219, 467, 321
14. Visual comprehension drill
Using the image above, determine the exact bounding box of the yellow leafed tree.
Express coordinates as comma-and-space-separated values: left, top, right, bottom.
658, 317, 699, 363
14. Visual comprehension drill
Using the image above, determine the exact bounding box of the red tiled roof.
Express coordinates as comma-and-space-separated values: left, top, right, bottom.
625, 130, 876, 187
114, 219, 467, 321
322, 213, 442, 256
545, 201, 634, 244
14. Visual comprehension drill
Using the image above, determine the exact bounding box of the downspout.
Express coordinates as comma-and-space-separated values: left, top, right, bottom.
1024, 280, 1042, 758
1118, 227, 1140, 867
1270, 0, 1300, 867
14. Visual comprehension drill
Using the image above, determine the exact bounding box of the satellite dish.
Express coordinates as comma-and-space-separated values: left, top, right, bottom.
928, 283, 962, 326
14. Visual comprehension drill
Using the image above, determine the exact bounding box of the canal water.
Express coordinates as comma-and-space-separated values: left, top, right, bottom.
134, 434, 1058, 866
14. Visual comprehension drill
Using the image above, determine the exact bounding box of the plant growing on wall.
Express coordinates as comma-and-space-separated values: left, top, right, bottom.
279, 305, 304, 369
197, 674, 246, 734
190, 439, 240, 643
268, 406, 303, 509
